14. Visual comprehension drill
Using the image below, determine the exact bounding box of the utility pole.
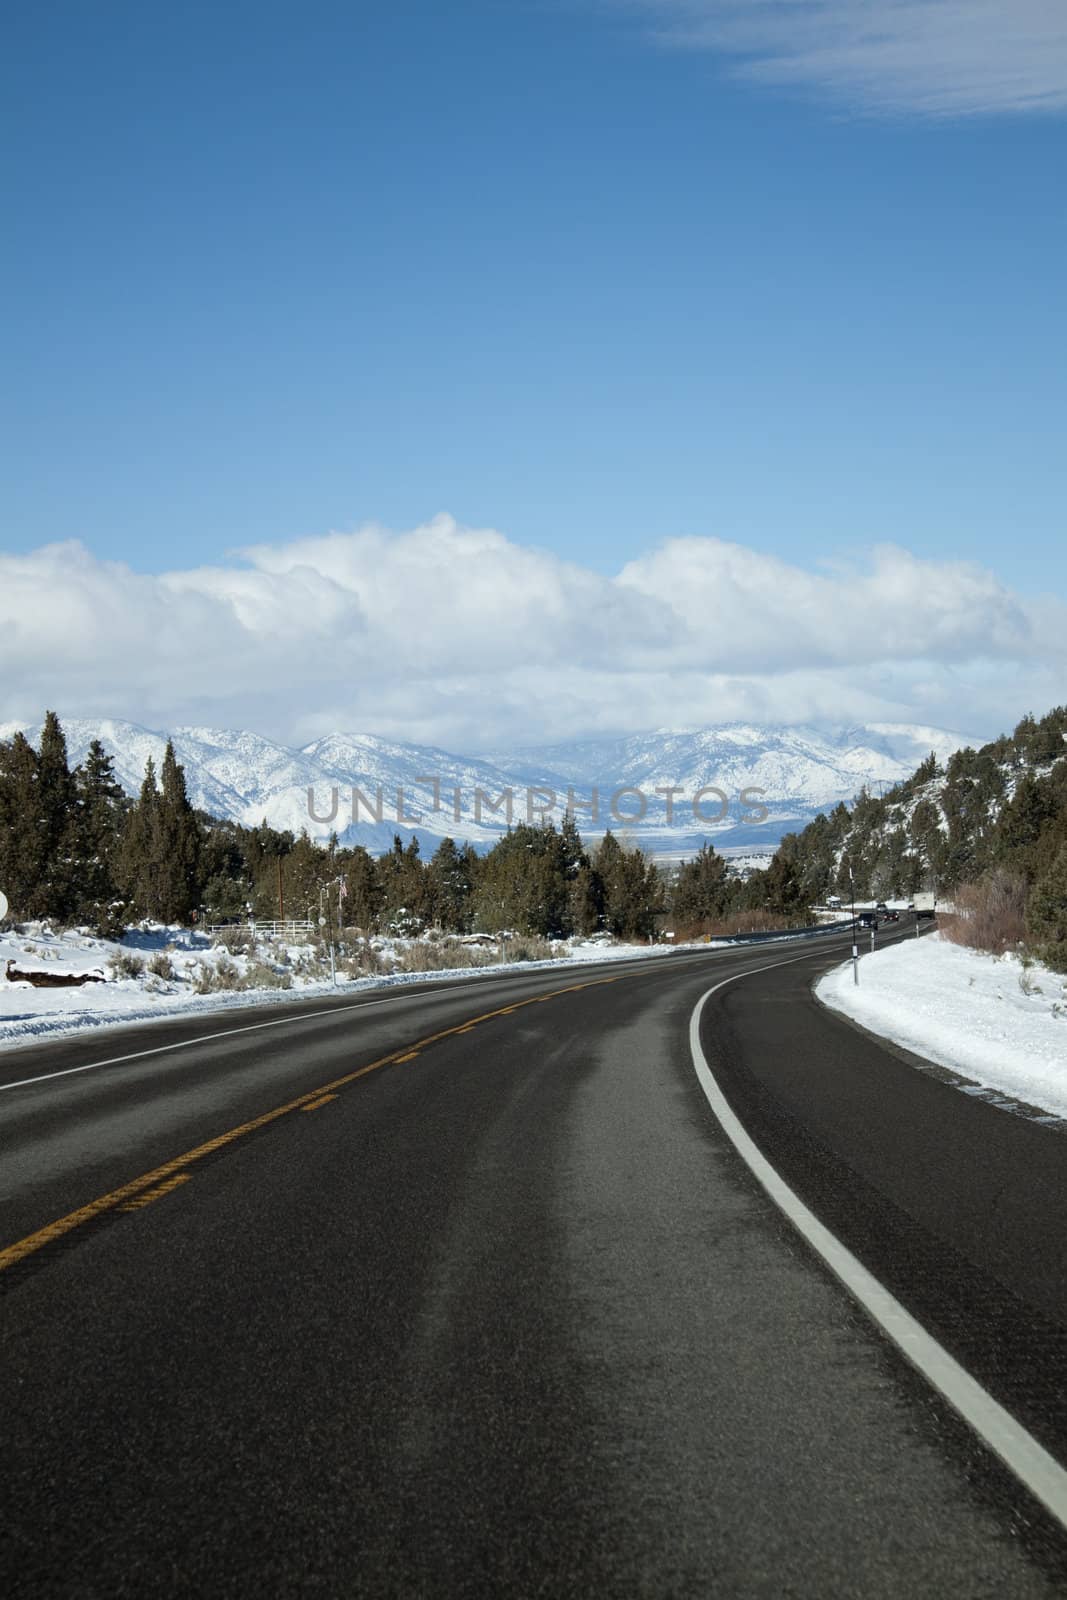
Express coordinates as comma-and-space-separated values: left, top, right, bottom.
849, 860, 859, 985
277, 857, 284, 923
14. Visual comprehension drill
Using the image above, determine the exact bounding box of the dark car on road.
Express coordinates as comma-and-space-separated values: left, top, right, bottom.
858, 911, 879, 930
883, 909, 900, 923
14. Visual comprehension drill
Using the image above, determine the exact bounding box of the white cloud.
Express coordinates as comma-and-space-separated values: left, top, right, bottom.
628, 1, 1067, 116
0, 513, 1062, 748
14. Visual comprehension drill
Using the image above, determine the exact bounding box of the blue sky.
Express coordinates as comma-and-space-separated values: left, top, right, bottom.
1, 1, 1065, 746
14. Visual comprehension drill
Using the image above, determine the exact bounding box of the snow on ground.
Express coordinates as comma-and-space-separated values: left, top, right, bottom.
0, 921, 728, 1050
816, 933, 1067, 1119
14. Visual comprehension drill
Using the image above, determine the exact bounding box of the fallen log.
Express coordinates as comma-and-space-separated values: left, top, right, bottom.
4, 960, 106, 988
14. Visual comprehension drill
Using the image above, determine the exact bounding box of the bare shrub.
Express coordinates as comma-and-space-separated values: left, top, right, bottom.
193, 954, 241, 994
292, 948, 332, 981
941, 871, 1027, 956
240, 960, 293, 991
354, 942, 389, 976
108, 950, 146, 979
503, 935, 558, 963
147, 952, 175, 981
1017, 954, 1042, 997
392, 940, 498, 973
214, 926, 252, 955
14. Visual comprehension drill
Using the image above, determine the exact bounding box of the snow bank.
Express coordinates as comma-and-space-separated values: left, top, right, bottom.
816, 933, 1067, 1119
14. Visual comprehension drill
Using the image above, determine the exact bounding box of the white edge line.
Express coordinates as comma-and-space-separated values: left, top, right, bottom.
689, 960, 1067, 1533
0, 927, 858, 1097
0, 984, 502, 1094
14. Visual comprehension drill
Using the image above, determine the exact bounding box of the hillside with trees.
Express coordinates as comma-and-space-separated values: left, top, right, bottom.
765, 706, 1067, 970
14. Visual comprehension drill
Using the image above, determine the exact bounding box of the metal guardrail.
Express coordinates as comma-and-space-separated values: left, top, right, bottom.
712, 920, 858, 948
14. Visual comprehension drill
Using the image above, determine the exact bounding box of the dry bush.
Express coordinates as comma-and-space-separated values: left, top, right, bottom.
193, 954, 241, 993
108, 950, 146, 979
240, 960, 292, 991
147, 952, 175, 981
503, 935, 558, 963
392, 940, 498, 973
213, 926, 253, 954
290, 948, 333, 981
337, 938, 390, 978
940, 871, 1027, 956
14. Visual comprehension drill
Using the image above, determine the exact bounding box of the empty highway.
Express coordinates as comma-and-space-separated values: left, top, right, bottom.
3, 923, 1067, 1596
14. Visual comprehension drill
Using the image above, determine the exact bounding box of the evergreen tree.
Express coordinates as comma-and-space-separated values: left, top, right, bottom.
1027, 842, 1067, 972
427, 837, 474, 931
31, 711, 76, 918
567, 864, 601, 937
995, 773, 1056, 883
473, 824, 568, 937
760, 851, 806, 917
342, 844, 383, 934
559, 813, 588, 877
286, 832, 331, 923
70, 739, 128, 928
379, 835, 427, 932
117, 758, 161, 917
201, 819, 254, 922
596, 831, 660, 939
0, 732, 41, 918
671, 843, 731, 927
153, 741, 202, 923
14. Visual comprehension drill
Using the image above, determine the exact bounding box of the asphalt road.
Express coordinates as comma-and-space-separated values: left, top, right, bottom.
3, 923, 1067, 1596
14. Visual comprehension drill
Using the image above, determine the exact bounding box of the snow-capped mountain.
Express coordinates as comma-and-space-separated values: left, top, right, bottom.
3, 717, 976, 856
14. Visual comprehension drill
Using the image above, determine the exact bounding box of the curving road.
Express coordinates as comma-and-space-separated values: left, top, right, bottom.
2, 923, 1067, 1596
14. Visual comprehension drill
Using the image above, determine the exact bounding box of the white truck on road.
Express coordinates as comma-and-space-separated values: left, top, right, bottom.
913, 891, 936, 918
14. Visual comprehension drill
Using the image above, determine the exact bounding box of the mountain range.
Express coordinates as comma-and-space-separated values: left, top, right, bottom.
1, 717, 973, 858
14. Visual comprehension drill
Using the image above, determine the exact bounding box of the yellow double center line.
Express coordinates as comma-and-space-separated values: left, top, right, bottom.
0, 976, 618, 1274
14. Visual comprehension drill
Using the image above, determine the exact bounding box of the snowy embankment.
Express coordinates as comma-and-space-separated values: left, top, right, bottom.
816, 933, 1067, 1119
0, 922, 722, 1050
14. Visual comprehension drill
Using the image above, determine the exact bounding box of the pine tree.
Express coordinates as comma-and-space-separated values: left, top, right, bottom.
285, 832, 330, 924
567, 864, 601, 937
1027, 842, 1067, 972
427, 837, 473, 931
0, 732, 41, 918
996, 772, 1056, 882
760, 852, 806, 917
154, 741, 202, 923
596, 831, 660, 939
117, 757, 161, 917
379, 835, 427, 933
470, 823, 571, 937
342, 845, 383, 931
671, 843, 731, 928
201, 819, 254, 922
32, 711, 76, 918
71, 739, 128, 928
